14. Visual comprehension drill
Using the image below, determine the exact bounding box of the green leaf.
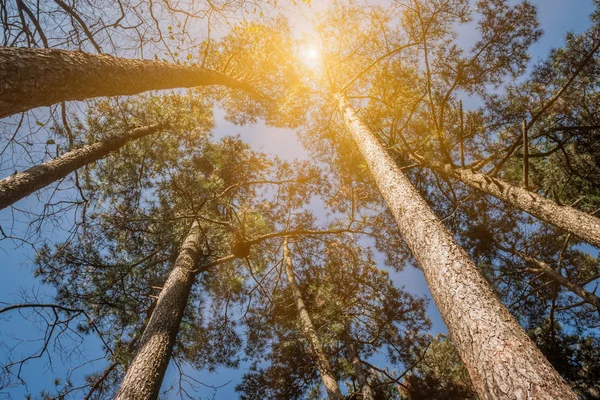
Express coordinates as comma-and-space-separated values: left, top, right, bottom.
46, 139, 55, 145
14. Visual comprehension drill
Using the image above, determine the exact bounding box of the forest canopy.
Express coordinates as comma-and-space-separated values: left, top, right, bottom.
0, 0, 599, 399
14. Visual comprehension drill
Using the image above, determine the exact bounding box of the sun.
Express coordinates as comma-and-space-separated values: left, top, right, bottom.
303, 45, 320, 60
299, 44, 321, 69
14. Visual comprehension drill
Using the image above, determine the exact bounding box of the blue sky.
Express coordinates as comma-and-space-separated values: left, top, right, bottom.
0, 1, 597, 398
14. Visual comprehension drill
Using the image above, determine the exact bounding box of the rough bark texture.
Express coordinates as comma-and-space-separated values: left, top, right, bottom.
115, 222, 202, 400
342, 331, 374, 400
283, 240, 344, 400
0, 124, 161, 211
0, 47, 266, 118
337, 95, 576, 400
418, 157, 600, 249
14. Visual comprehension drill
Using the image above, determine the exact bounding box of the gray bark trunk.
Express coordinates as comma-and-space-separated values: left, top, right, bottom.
342, 330, 375, 400
0, 124, 162, 211
337, 95, 576, 400
417, 158, 600, 249
283, 239, 344, 400
0, 47, 265, 118
115, 222, 202, 400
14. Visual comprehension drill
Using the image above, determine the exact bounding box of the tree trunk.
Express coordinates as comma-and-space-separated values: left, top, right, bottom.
0, 47, 266, 118
283, 239, 344, 400
342, 330, 374, 400
416, 157, 600, 249
337, 95, 576, 400
115, 221, 202, 400
0, 123, 162, 211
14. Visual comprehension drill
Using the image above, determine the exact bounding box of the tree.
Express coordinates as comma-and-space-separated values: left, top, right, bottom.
336, 96, 574, 399
341, 1, 600, 392
0, 17, 306, 246
309, 2, 577, 397
0, 16, 306, 124
0, 47, 266, 119
384, 26, 600, 249
406, 157, 600, 248
361, 2, 600, 248
282, 238, 343, 400
237, 237, 430, 399
0, 123, 163, 211
29, 119, 361, 398
3, 1, 599, 398
114, 220, 210, 400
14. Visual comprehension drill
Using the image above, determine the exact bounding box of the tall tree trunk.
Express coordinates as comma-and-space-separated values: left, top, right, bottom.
0, 47, 266, 118
415, 157, 600, 249
0, 123, 162, 211
337, 95, 576, 400
115, 222, 202, 400
342, 330, 374, 400
283, 239, 344, 400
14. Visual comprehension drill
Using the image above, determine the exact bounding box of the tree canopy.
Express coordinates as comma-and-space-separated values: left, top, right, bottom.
1, 0, 599, 399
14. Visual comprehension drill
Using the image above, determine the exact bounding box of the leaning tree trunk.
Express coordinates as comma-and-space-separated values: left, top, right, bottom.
337, 95, 576, 400
505, 248, 600, 313
341, 330, 374, 400
0, 123, 162, 211
283, 239, 344, 400
115, 222, 202, 400
416, 157, 600, 249
0, 47, 266, 118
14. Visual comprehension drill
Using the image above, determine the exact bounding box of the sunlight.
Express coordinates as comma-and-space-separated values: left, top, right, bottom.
303, 45, 320, 60
299, 44, 321, 69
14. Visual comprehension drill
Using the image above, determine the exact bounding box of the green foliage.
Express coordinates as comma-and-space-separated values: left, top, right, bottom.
204, 18, 310, 128
530, 321, 600, 399
401, 335, 477, 400
6, 1, 600, 398
237, 240, 431, 398
309, 1, 600, 397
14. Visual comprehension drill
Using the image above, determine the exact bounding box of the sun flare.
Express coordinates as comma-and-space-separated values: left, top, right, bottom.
299, 44, 321, 69
303, 45, 320, 60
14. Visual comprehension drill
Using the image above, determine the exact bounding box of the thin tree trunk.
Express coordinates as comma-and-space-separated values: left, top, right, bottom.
337, 95, 576, 400
505, 248, 600, 313
0, 123, 162, 211
415, 157, 600, 249
115, 221, 202, 400
283, 239, 344, 400
0, 47, 267, 118
341, 330, 374, 400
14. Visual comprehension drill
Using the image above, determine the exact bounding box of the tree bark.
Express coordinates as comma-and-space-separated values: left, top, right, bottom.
337, 95, 576, 400
115, 221, 202, 400
283, 239, 344, 400
0, 123, 162, 211
0, 47, 266, 118
415, 157, 600, 249
341, 330, 375, 400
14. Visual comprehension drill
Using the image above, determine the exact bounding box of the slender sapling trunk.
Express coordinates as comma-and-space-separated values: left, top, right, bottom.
283, 239, 344, 400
